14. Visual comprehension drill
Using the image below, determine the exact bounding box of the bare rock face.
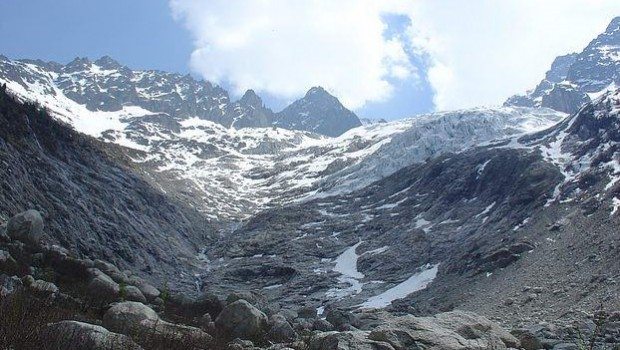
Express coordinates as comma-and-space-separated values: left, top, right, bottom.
368, 310, 519, 350
5, 210, 43, 246
215, 299, 269, 341
42, 321, 143, 350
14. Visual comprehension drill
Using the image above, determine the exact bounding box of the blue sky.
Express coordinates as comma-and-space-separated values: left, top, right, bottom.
1, 1, 619, 120
0, 0, 434, 120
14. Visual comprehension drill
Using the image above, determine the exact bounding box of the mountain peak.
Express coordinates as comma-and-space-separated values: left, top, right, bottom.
275, 86, 361, 137
65, 57, 92, 72
606, 16, 620, 33
239, 89, 263, 108
94, 55, 123, 70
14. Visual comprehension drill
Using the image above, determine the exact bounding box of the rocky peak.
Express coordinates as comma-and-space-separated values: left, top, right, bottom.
544, 53, 578, 83
303, 86, 339, 104
275, 86, 361, 137
238, 89, 263, 109
605, 16, 620, 33
94, 56, 124, 71
64, 57, 92, 72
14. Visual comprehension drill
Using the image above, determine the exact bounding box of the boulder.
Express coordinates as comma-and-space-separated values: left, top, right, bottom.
368, 310, 520, 350
5, 210, 44, 245
123, 285, 147, 303
94, 259, 130, 284
103, 301, 159, 332
28, 279, 59, 297
268, 314, 297, 343
103, 301, 212, 348
127, 275, 160, 302
168, 292, 223, 319
298, 305, 318, 319
326, 309, 360, 331
0, 273, 22, 296
215, 299, 269, 341
309, 331, 394, 350
88, 269, 120, 301
42, 320, 143, 350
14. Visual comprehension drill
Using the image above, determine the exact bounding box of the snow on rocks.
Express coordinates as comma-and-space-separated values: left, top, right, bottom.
359, 264, 439, 309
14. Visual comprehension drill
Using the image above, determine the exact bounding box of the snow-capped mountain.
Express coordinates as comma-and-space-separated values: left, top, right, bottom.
506, 16, 620, 114
0, 59, 567, 221
203, 88, 620, 314
0, 55, 361, 136
274, 87, 362, 137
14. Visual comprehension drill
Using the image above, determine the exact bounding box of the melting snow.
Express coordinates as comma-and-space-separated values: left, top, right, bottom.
326, 241, 364, 299
358, 264, 439, 309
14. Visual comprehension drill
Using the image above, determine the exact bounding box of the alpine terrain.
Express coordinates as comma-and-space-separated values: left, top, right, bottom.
0, 15, 619, 350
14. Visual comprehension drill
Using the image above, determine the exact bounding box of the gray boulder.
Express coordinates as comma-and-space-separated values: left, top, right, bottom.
6, 210, 43, 245
268, 314, 297, 343
103, 301, 212, 348
28, 279, 59, 297
215, 299, 269, 341
88, 269, 120, 301
309, 331, 394, 350
368, 310, 519, 350
123, 285, 147, 303
42, 320, 143, 350
127, 275, 160, 302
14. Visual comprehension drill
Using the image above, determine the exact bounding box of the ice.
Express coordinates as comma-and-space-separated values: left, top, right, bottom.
358, 264, 439, 309
326, 241, 365, 299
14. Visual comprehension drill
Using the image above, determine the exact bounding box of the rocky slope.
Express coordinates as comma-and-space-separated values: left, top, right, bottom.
506, 16, 620, 114
0, 85, 212, 290
199, 90, 620, 335
0, 66, 566, 222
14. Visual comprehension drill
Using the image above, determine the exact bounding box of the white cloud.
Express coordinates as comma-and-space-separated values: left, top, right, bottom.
169, 0, 417, 109
407, 0, 620, 110
170, 0, 620, 113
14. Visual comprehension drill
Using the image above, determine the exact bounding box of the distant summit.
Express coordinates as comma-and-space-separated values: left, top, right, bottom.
275, 86, 362, 137
0, 55, 361, 137
505, 16, 620, 114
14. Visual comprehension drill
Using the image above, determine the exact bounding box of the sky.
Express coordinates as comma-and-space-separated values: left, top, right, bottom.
1, 1, 619, 120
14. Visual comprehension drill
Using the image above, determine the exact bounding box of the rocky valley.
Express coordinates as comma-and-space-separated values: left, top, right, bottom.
0, 14, 619, 350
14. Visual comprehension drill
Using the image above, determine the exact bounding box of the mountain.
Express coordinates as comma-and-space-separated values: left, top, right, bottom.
0, 61, 566, 222
274, 87, 362, 137
202, 90, 620, 325
0, 84, 213, 291
0, 55, 361, 137
505, 16, 620, 114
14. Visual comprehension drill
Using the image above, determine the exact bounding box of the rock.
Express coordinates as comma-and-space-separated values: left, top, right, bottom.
511, 328, 544, 350
28, 279, 59, 297
368, 310, 519, 350
103, 301, 159, 332
226, 291, 260, 305
215, 299, 269, 341
168, 292, 223, 319
94, 259, 129, 284
313, 319, 335, 332
103, 301, 212, 348
42, 320, 143, 350
123, 285, 147, 303
298, 305, 318, 319
88, 269, 120, 301
5, 210, 44, 245
309, 331, 395, 350
127, 275, 160, 302
0, 273, 22, 296
326, 309, 359, 331
0, 249, 18, 275
268, 314, 297, 343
